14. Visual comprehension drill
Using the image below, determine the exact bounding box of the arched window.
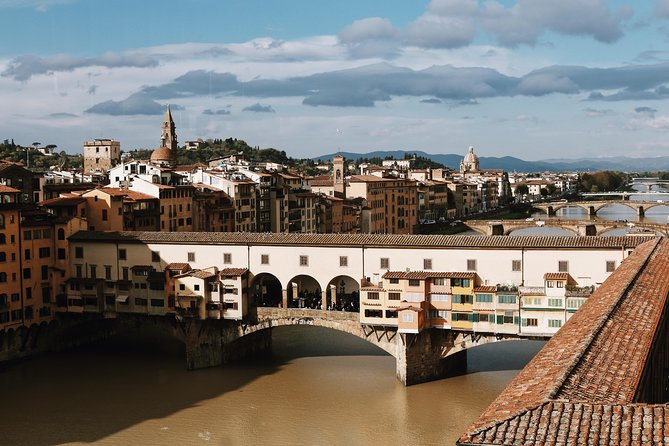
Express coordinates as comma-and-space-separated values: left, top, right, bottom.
0, 272, 7, 283
0, 234, 5, 244
58, 228, 65, 240
0, 214, 5, 229
0, 252, 5, 262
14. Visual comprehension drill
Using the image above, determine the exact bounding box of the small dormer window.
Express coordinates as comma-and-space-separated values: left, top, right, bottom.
556, 281, 564, 288
547, 281, 554, 288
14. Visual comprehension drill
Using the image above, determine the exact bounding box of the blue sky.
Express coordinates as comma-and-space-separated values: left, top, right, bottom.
1, 0, 669, 160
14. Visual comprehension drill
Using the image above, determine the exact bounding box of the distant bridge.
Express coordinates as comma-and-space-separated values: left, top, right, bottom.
533, 200, 669, 217
463, 218, 667, 236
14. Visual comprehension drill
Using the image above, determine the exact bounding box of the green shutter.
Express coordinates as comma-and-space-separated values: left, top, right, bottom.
497, 315, 503, 324
513, 316, 519, 325
521, 318, 528, 327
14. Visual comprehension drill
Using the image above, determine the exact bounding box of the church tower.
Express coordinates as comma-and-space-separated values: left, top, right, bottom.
460, 145, 480, 174
333, 155, 345, 196
150, 106, 178, 167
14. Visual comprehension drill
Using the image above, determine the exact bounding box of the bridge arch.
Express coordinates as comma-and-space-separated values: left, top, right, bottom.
326, 275, 360, 312
240, 308, 398, 356
287, 274, 322, 309
505, 225, 578, 236
250, 272, 283, 307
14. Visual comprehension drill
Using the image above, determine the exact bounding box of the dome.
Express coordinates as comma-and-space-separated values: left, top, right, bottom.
150, 146, 174, 165
463, 146, 479, 164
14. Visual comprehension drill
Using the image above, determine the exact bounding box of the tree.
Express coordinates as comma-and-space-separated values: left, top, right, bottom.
515, 184, 529, 195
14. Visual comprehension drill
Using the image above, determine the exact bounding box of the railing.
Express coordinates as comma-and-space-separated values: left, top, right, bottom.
256, 307, 359, 322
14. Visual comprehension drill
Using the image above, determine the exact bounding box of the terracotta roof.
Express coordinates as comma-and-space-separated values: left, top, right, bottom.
68, 231, 653, 250
473, 286, 497, 293
383, 271, 476, 280
543, 272, 570, 281
219, 268, 248, 276
166, 262, 190, 271
39, 196, 85, 207
189, 270, 217, 280
0, 185, 21, 193
459, 237, 669, 445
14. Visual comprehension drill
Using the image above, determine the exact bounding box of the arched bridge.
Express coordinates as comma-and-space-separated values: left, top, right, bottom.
463, 219, 667, 236
533, 200, 669, 217
174, 307, 528, 386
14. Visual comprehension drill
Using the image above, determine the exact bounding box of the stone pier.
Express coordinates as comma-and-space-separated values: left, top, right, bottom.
395, 330, 467, 385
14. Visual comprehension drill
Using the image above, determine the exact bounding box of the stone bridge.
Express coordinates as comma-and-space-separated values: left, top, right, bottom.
533, 200, 669, 217
176, 307, 534, 385
463, 218, 667, 236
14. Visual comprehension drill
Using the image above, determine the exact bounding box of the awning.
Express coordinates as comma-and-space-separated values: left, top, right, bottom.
116, 295, 129, 303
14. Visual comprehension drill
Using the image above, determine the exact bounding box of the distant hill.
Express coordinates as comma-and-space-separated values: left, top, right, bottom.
314, 150, 669, 173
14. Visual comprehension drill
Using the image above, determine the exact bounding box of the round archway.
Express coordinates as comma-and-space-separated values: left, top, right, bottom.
326, 275, 360, 312
250, 273, 283, 308
287, 275, 321, 309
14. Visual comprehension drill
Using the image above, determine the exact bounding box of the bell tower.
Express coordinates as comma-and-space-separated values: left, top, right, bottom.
333, 155, 345, 196
161, 105, 178, 153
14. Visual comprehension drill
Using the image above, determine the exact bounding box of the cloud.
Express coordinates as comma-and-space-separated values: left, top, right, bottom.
202, 109, 231, 115
84, 92, 182, 116
242, 103, 275, 113
337, 17, 400, 58
1, 51, 160, 81
635, 106, 657, 118
583, 107, 614, 117
48, 112, 78, 118
86, 61, 669, 110
657, 0, 669, 18
405, 0, 631, 48
420, 98, 442, 104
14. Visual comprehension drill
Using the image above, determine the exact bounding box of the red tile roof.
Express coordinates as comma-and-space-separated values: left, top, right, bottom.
543, 272, 570, 281
219, 268, 248, 276
459, 237, 669, 445
383, 271, 476, 280
473, 286, 497, 293
0, 185, 21, 193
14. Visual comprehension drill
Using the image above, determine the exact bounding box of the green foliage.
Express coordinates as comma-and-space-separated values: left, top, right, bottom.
0, 141, 82, 171
579, 171, 626, 192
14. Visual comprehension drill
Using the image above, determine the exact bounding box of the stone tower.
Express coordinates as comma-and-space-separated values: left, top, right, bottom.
333, 155, 345, 196
150, 106, 178, 167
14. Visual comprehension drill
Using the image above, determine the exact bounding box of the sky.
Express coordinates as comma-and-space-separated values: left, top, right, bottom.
1, 0, 669, 160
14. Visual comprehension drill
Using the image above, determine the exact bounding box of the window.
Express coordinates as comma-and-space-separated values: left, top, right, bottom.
475, 294, 493, 303
467, 259, 477, 271
339, 256, 348, 267
388, 292, 401, 300
606, 260, 616, 272
567, 298, 584, 310
75, 264, 82, 278
389, 278, 399, 284
512, 260, 522, 272
423, 259, 432, 270
41, 265, 49, 280
194, 284, 200, 291
548, 298, 563, 307
24, 249, 30, 260
187, 252, 195, 262
548, 319, 563, 328
380, 258, 389, 269
105, 265, 112, 280
179, 284, 185, 291
23, 268, 31, 279
122, 267, 129, 281
558, 261, 569, 272
224, 253, 232, 264
385, 310, 398, 319
402, 312, 414, 323
25, 287, 32, 300
408, 279, 420, 287
152, 251, 160, 262
522, 318, 538, 327
498, 295, 517, 304
453, 294, 473, 304
556, 281, 564, 288
364, 309, 382, 318
102, 209, 108, 221
431, 294, 449, 302
261, 254, 269, 265
24, 230, 31, 241
478, 313, 491, 322
547, 281, 554, 288
150, 299, 165, 307
118, 249, 126, 260
299, 255, 309, 267
135, 298, 148, 306
433, 278, 445, 286
39, 247, 50, 258
367, 292, 380, 300
0, 252, 5, 262
57, 228, 65, 240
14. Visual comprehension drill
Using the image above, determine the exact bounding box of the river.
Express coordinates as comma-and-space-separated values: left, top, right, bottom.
0, 326, 544, 445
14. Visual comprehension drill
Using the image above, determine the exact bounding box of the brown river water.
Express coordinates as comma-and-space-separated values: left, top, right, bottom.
0, 326, 543, 446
